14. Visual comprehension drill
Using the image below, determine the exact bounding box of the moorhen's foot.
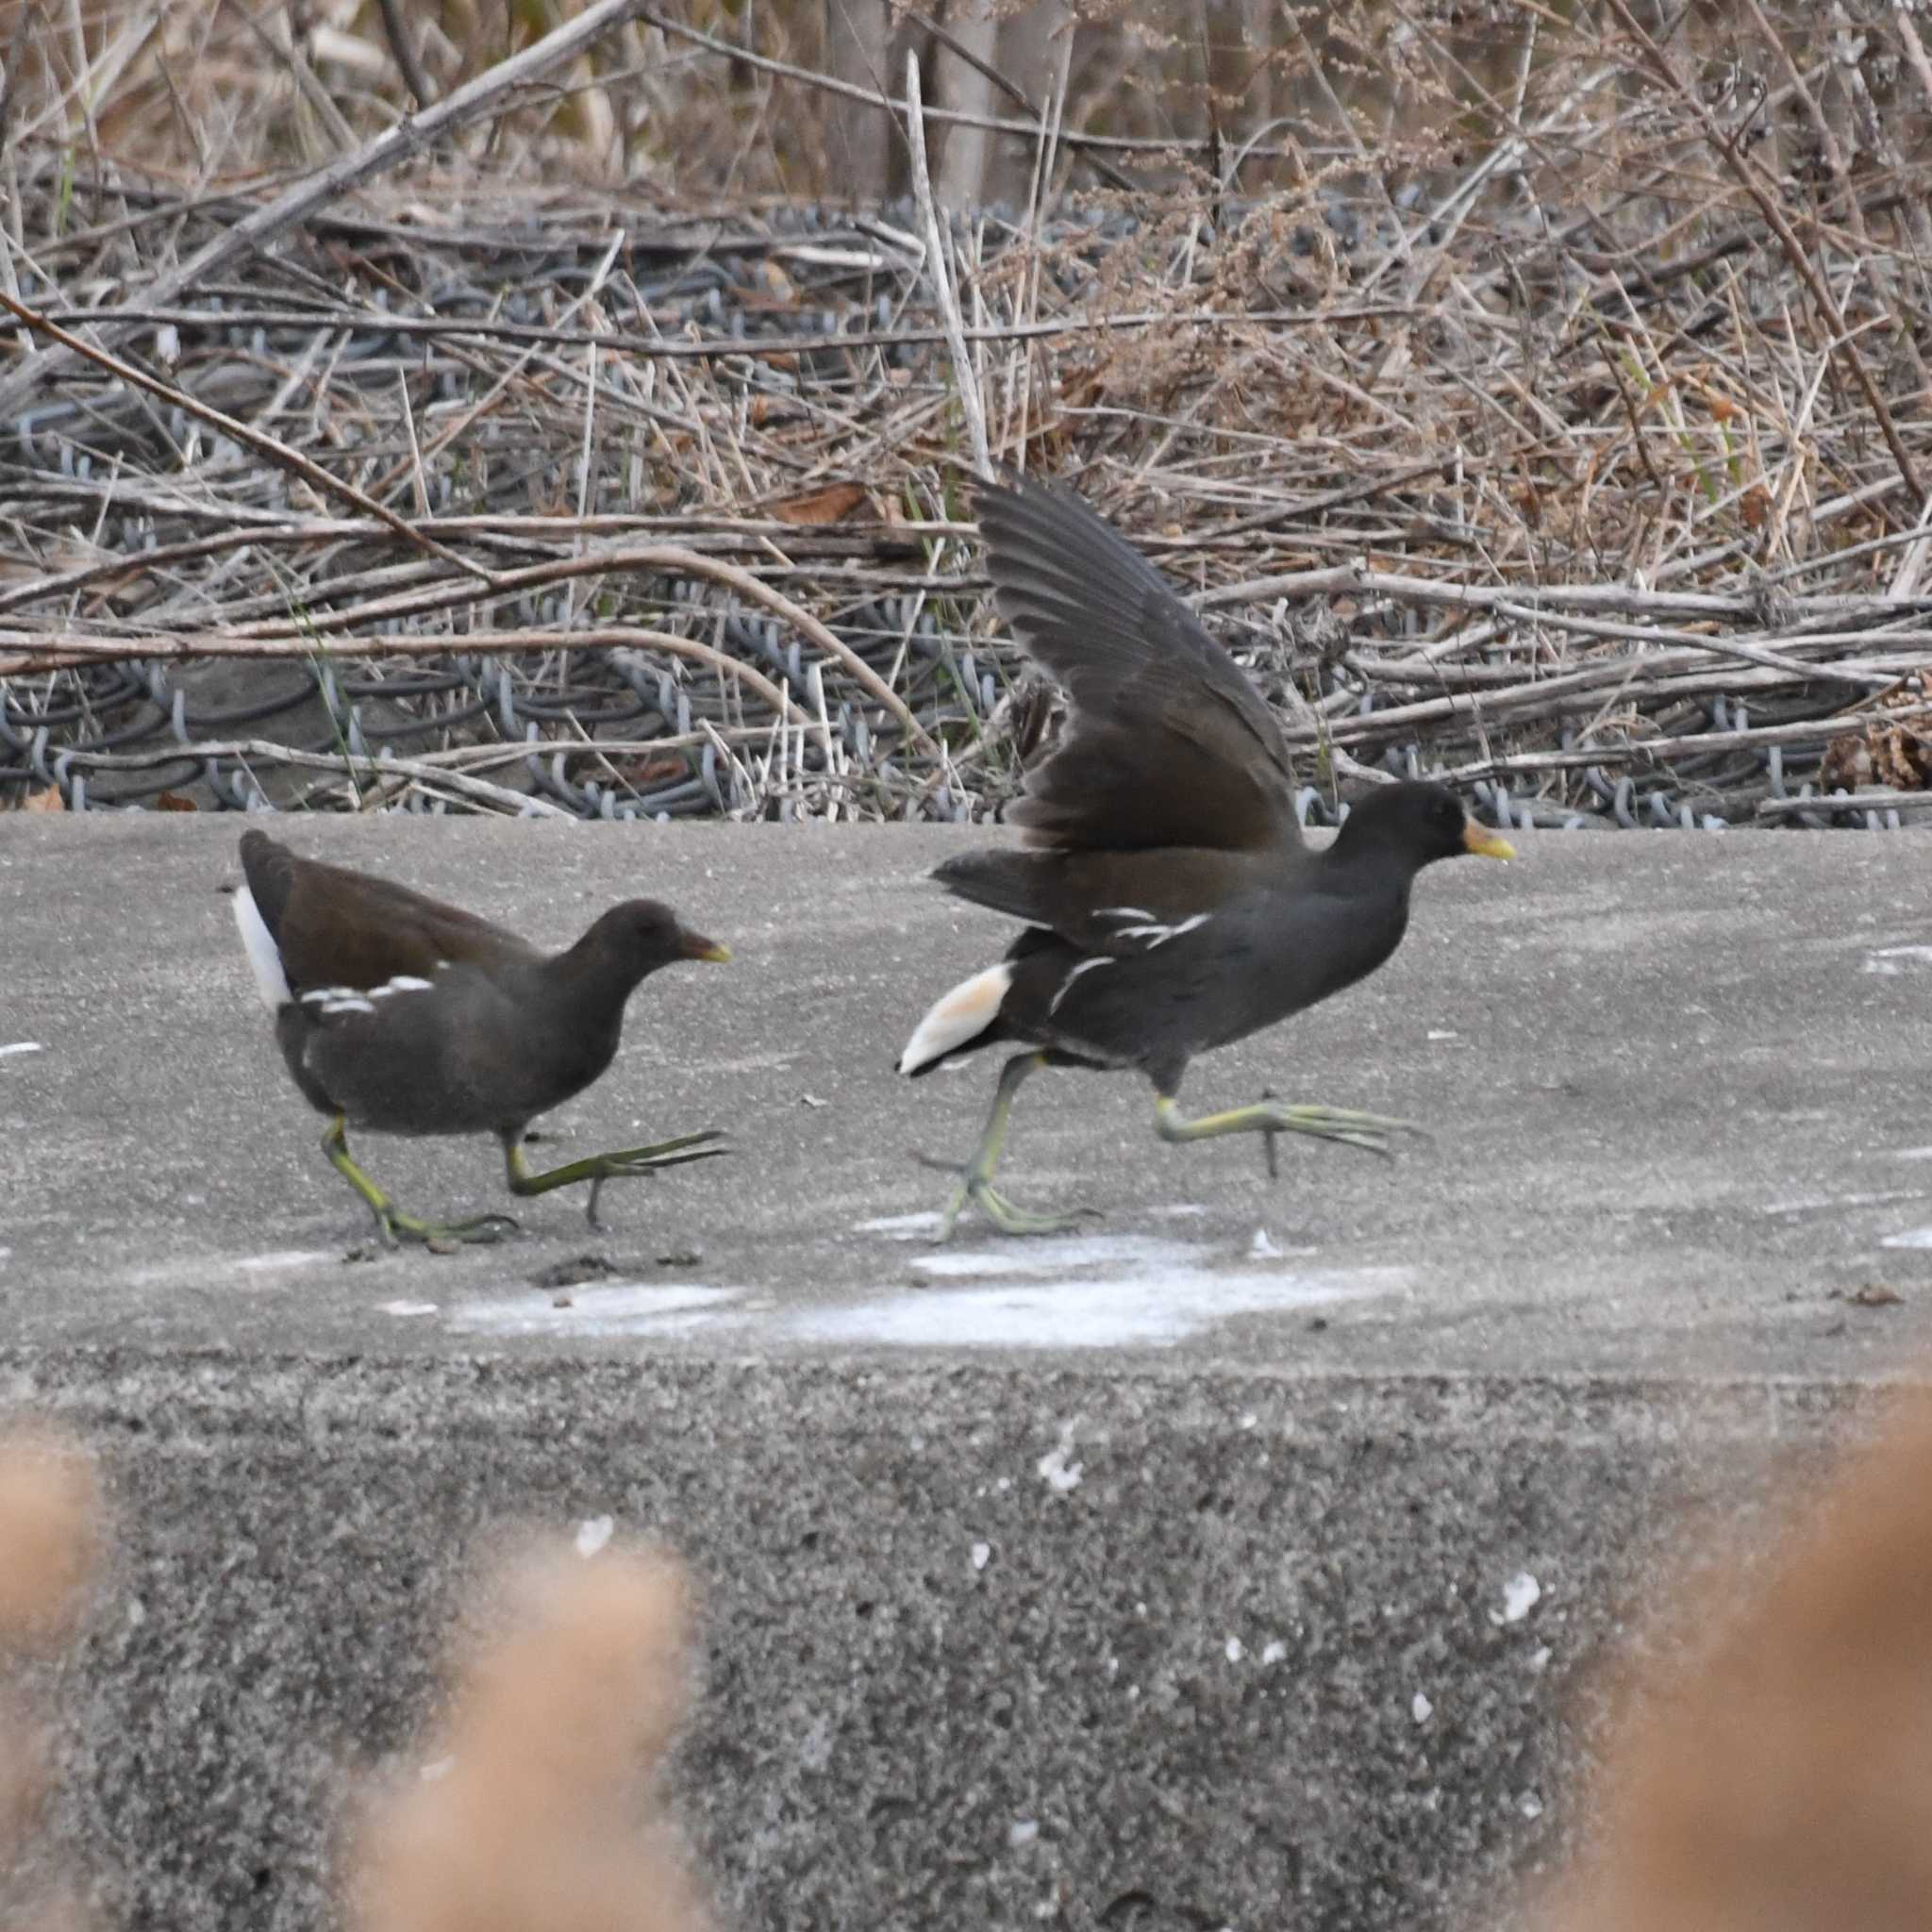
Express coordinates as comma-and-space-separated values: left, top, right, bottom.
1256, 1104, 1428, 1160
371, 1206, 521, 1250
1157, 1094, 1426, 1162
506, 1129, 728, 1228
938, 1172, 1100, 1242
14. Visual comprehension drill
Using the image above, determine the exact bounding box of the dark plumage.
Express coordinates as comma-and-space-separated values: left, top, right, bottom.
232, 831, 729, 1245
898, 475, 1514, 1240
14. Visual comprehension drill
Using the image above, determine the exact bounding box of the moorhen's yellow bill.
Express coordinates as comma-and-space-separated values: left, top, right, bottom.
898, 474, 1514, 1240
231, 830, 731, 1247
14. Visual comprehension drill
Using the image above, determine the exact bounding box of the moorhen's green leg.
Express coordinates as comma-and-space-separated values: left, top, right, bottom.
938, 1052, 1098, 1241
1155, 1093, 1426, 1165
503, 1129, 727, 1230
322, 1116, 519, 1248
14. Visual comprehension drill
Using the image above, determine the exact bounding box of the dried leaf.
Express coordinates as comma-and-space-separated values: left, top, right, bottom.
610, 753, 691, 789
154, 791, 197, 811
1846, 1282, 1905, 1308
17, 789, 64, 814
769, 481, 871, 527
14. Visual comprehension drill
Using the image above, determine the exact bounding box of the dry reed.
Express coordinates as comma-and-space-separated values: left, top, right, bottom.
348, 1539, 709, 1932
0, 1424, 105, 1932
0, 1, 1928, 828
1532, 1392, 1932, 1932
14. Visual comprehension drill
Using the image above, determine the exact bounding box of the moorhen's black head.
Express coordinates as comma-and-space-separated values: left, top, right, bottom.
1334, 781, 1516, 869
574, 898, 732, 986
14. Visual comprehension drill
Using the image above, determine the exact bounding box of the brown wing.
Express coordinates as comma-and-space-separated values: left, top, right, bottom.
934, 844, 1282, 954
239, 830, 537, 993
976, 475, 1301, 853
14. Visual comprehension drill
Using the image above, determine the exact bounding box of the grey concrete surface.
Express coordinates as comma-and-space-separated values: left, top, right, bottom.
3, 816, 1932, 1930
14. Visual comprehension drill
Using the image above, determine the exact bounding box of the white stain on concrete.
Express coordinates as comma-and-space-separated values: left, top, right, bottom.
970, 1541, 991, 1572
1411, 1691, 1434, 1724
1863, 943, 1932, 974
129, 1249, 339, 1288
1038, 1424, 1084, 1492
1766, 1189, 1928, 1214
788, 1253, 1410, 1350
450, 1282, 741, 1338
1883, 1226, 1932, 1249
854, 1211, 944, 1239
1894, 1147, 1932, 1161
379, 1299, 438, 1318
911, 1235, 1198, 1280
575, 1516, 614, 1558
1495, 1572, 1542, 1624
0, 1041, 42, 1058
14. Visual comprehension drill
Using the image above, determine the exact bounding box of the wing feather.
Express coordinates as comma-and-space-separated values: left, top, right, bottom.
934, 846, 1272, 954
977, 475, 1300, 852
239, 831, 536, 994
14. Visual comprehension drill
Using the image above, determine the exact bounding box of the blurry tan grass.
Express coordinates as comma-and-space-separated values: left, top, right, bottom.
0, 1423, 104, 1932
350, 1539, 709, 1932
1537, 1393, 1932, 1932
0, 1415, 707, 1932
0, 0, 655, 181
0, 1426, 103, 1651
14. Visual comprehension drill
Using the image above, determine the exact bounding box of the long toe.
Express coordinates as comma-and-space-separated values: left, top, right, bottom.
974, 1181, 1100, 1239
1280, 1106, 1425, 1156
1295, 1105, 1425, 1136
934, 1169, 1099, 1241
597, 1134, 730, 1175
383, 1208, 521, 1247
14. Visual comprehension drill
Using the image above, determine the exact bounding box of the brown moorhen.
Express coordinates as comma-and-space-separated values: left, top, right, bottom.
232, 830, 730, 1246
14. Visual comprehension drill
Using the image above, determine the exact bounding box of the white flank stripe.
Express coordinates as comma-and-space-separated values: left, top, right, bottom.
369, 974, 435, 998
1049, 956, 1112, 1016
231, 885, 291, 1010
1095, 906, 1155, 924
320, 997, 376, 1017
898, 962, 1013, 1074
1114, 910, 1210, 949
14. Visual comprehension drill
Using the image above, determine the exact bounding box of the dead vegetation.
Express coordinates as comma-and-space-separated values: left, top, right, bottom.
350, 1540, 710, 1932
0, 1424, 102, 1932
1532, 1392, 1932, 1932
1, 0, 1930, 827
0, 1419, 710, 1932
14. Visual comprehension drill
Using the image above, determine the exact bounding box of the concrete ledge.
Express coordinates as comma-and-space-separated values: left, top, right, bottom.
6, 819, 1932, 1926
10, 1356, 1867, 1931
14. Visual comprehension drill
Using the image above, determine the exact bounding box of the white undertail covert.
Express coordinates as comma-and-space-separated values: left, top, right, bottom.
231, 885, 291, 1010
897, 962, 1014, 1074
